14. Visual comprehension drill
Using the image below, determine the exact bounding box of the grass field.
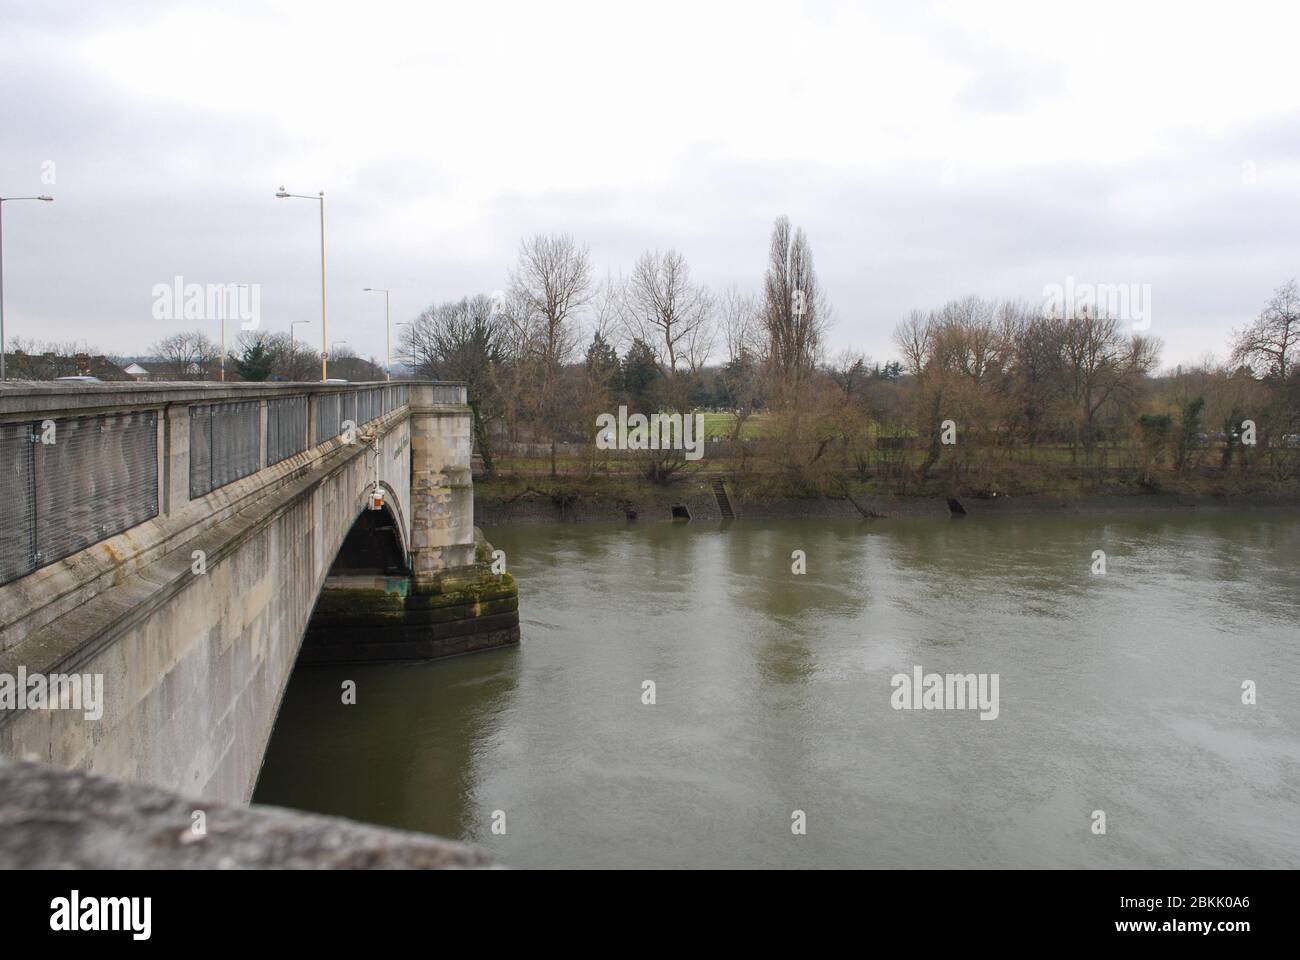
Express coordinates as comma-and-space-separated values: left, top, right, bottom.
700, 412, 770, 439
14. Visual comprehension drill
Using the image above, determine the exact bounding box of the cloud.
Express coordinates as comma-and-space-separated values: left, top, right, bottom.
2, 0, 1298, 369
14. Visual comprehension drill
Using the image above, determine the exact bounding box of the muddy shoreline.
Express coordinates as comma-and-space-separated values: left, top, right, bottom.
475, 478, 1300, 527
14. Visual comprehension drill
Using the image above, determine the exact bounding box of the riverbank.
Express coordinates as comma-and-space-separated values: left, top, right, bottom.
474, 474, 1300, 526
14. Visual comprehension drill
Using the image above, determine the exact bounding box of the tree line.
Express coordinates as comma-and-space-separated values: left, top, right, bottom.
403, 218, 1299, 486
4, 331, 385, 382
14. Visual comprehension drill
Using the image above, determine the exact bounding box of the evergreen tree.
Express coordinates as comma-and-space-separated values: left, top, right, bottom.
234, 336, 276, 381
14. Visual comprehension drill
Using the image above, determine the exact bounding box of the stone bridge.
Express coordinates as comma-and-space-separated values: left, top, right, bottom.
0, 380, 517, 804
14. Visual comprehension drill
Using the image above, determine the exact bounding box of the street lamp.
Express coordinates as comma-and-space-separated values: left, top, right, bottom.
275, 186, 327, 381
290, 319, 310, 344
0, 194, 54, 381
363, 287, 391, 381
218, 282, 249, 382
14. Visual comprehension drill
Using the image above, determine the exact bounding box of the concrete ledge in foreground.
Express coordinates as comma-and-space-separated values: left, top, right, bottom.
0, 758, 495, 869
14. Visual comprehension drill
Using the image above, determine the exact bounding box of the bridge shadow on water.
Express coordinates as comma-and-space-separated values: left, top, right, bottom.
252, 647, 519, 839
253, 504, 520, 838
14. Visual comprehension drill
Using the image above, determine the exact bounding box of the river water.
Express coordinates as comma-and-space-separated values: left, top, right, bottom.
254, 511, 1300, 868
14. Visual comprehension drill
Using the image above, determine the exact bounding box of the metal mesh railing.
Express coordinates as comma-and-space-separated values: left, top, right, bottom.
340, 392, 356, 435
315, 393, 341, 442
267, 396, 308, 465
0, 412, 158, 587
1, 383, 415, 588
358, 387, 382, 424
38, 412, 159, 562
190, 401, 260, 498
0, 423, 36, 585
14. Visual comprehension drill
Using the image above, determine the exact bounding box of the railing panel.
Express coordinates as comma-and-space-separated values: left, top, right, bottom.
361, 387, 381, 424
267, 396, 308, 465
211, 401, 261, 489
341, 391, 357, 433
189, 406, 213, 498
33, 411, 158, 566
190, 401, 260, 497
315, 394, 340, 442
0, 423, 36, 585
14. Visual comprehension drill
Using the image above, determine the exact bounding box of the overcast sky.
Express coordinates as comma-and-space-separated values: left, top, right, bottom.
2, 0, 1298, 370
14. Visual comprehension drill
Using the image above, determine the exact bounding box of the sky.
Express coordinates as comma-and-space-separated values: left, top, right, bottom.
2, 0, 1298, 371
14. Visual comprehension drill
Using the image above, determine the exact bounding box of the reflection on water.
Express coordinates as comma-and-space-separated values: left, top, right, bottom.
255, 511, 1300, 868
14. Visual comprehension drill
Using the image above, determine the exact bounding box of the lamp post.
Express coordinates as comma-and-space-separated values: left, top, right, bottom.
218, 282, 249, 382
275, 187, 327, 381
363, 287, 391, 380
0, 194, 54, 381
290, 319, 309, 344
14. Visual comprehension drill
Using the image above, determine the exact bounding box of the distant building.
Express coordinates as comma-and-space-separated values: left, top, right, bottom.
121, 360, 202, 381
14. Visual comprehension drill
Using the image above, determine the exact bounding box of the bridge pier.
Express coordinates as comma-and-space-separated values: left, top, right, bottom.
296, 383, 519, 663
409, 384, 478, 578
298, 531, 520, 664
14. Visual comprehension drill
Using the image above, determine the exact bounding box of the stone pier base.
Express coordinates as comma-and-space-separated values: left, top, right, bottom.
299, 533, 519, 664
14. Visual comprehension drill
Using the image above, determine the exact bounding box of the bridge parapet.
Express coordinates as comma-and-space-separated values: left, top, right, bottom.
0, 380, 419, 592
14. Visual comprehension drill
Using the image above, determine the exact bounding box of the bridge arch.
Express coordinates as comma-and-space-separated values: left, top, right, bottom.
333, 482, 411, 576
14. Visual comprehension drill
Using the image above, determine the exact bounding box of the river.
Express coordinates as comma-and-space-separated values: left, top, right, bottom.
254, 511, 1300, 868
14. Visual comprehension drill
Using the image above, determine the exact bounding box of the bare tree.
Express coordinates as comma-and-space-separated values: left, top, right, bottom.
149, 331, 219, 380
588, 272, 627, 354
273, 333, 320, 381
762, 216, 829, 395
719, 286, 762, 364
1057, 311, 1161, 457
326, 345, 384, 382
1232, 279, 1299, 381
621, 249, 714, 381
507, 233, 593, 475
894, 310, 935, 379
404, 294, 506, 476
